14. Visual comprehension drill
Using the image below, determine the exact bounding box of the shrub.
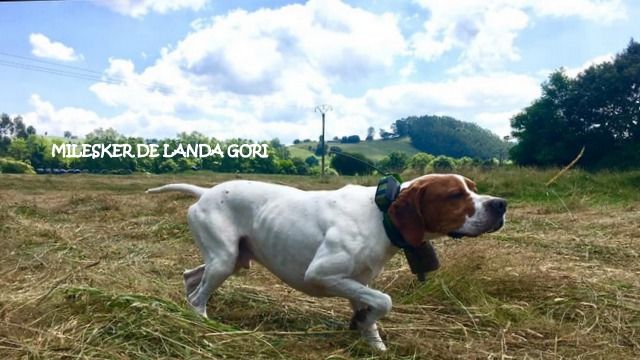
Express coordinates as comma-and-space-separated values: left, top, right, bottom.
330, 151, 373, 175
304, 156, 319, 167
291, 157, 309, 175
277, 159, 296, 174
430, 156, 456, 172
378, 151, 409, 173
157, 159, 178, 173
0, 157, 35, 174
408, 152, 435, 172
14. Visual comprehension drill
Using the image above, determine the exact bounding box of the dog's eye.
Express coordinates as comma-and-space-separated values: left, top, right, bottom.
448, 191, 465, 200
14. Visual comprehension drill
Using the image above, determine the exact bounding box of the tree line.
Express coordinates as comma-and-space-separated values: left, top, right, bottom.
510, 40, 640, 169
0, 123, 320, 175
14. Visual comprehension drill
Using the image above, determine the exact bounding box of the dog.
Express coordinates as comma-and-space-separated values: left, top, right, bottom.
147, 174, 506, 351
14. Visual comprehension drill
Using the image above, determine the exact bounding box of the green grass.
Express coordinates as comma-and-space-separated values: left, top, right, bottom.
1, 168, 639, 359
289, 137, 421, 161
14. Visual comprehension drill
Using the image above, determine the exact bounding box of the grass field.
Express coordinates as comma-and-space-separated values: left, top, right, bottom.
1, 169, 639, 359
289, 137, 420, 161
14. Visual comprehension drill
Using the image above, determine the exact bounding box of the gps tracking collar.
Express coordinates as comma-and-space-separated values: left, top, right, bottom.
375, 175, 440, 282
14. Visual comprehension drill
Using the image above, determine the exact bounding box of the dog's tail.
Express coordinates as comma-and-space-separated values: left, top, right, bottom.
146, 183, 206, 198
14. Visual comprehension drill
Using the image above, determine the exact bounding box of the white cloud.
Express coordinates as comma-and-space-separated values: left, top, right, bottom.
410, 0, 626, 73
358, 73, 540, 137
566, 53, 614, 77
26, 70, 540, 141
23, 94, 106, 137
88, 0, 406, 138
29, 33, 83, 62
25, 1, 561, 143
97, 0, 207, 18
399, 61, 416, 78
531, 0, 626, 23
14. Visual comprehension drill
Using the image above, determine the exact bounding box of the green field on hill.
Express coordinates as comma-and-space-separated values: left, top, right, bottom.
288, 137, 421, 161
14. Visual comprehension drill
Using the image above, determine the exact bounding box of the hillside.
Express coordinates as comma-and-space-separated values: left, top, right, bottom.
288, 137, 420, 161
397, 115, 510, 159
290, 115, 510, 162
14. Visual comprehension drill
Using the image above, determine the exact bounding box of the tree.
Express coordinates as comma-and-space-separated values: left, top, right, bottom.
0, 113, 14, 138
305, 155, 319, 167
394, 119, 410, 136
0, 113, 14, 155
402, 115, 508, 159
378, 151, 409, 173
510, 39, 640, 169
340, 135, 360, 144
8, 138, 29, 161
408, 152, 435, 171
330, 152, 374, 175
431, 156, 456, 172
13, 117, 28, 139
64, 131, 73, 139
366, 126, 375, 141
379, 128, 393, 139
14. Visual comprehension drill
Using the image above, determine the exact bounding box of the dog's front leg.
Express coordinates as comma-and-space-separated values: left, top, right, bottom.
305, 263, 391, 351
350, 300, 386, 351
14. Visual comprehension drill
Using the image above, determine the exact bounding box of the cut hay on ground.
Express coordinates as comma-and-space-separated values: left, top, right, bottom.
1, 171, 639, 359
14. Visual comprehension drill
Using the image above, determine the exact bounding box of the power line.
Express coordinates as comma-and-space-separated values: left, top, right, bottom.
0, 59, 118, 84
0, 51, 174, 94
0, 51, 104, 76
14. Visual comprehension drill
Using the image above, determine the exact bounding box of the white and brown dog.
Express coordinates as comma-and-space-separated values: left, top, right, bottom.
147, 174, 506, 350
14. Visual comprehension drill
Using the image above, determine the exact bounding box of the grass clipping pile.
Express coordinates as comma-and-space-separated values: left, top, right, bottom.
1, 172, 639, 359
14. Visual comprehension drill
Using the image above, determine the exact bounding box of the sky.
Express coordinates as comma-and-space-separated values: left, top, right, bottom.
0, 0, 638, 143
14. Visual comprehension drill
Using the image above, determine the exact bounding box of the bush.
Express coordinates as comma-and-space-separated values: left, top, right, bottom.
0, 157, 35, 174
378, 151, 409, 173
408, 152, 435, 172
430, 156, 456, 172
291, 157, 309, 175
304, 156, 319, 167
277, 159, 296, 174
157, 159, 178, 173
330, 151, 374, 175
340, 135, 361, 144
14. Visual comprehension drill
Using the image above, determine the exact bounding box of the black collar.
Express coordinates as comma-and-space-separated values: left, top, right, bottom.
374, 175, 409, 248
374, 175, 440, 281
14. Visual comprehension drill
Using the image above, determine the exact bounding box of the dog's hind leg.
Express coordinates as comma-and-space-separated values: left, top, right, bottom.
187, 258, 236, 318
185, 205, 238, 318
183, 264, 205, 299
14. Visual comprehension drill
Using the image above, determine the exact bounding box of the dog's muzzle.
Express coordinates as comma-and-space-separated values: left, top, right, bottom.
448, 197, 507, 239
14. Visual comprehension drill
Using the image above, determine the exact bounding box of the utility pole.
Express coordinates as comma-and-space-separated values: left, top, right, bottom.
501, 135, 512, 165
315, 104, 332, 177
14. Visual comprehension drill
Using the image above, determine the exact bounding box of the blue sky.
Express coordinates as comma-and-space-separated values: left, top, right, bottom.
0, 0, 637, 143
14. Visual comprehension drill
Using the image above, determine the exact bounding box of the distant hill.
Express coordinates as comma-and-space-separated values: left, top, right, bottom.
288, 137, 419, 161
396, 115, 509, 159
289, 115, 509, 161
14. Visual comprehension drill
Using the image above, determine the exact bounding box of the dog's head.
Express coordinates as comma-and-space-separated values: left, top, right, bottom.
388, 174, 506, 246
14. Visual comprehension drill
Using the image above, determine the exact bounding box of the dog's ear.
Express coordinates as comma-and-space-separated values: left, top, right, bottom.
463, 176, 477, 193
388, 181, 427, 247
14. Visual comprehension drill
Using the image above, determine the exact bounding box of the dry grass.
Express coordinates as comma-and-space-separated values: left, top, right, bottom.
1, 171, 639, 359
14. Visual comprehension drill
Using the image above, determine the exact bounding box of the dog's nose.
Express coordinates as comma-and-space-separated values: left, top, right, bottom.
487, 198, 507, 216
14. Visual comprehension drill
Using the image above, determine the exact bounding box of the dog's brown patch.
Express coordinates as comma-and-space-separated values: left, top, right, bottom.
388, 175, 476, 246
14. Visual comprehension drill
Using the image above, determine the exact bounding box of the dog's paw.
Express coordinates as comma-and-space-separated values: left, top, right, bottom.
362, 324, 387, 352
